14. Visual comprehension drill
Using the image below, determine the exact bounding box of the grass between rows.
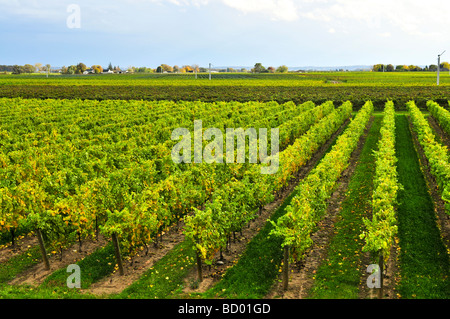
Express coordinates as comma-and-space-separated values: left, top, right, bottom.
395, 114, 450, 299
0, 246, 41, 285
0, 244, 116, 299
306, 115, 382, 299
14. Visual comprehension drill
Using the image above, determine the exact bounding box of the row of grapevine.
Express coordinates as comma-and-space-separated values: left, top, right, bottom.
270, 100, 374, 289
408, 100, 450, 215
272, 101, 353, 192
0, 98, 331, 274
0, 99, 291, 260
427, 100, 450, 134
360, 101, 400, 271
184, 101, 353, 279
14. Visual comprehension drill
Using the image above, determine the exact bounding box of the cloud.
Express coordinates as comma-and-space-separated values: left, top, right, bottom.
221, 0, 299, 21
297, 0, 450, 38
2, 0, 450, 41
378, 32, 391, 38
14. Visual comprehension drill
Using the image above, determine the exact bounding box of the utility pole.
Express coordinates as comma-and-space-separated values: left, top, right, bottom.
209, 63, 212, 80
437, 51, 446, 86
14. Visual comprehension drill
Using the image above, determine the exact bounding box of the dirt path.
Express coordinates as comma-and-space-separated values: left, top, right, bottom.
265, 117, 375, 299
9, 235, 109, 286
0, 235, 38, 264
86, 223, 186, 297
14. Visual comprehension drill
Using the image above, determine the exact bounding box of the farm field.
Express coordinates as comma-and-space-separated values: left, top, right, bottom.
2, 72, 450, 110
0, 72, 449, 301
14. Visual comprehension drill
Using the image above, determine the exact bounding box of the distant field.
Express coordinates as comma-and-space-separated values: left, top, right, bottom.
1, 71, 450, 86
1, 72, 450, 109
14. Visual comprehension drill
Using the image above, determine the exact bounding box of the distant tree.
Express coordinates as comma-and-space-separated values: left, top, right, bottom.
386, 64, 394, 72
395, 65, 409, 72
35, 63, 43, 73
91, 65, 103, 74
23, 64, 35, 73
12, 65, 23, 74
408, 65, 422, 71
191, 64, 199, 73
108, 62, 113, 71
160, 64, 173, 72
267, 66, 275, 73
276, 65, 289, 73
440, 62, 450, 71
372, 64, 384, 72
429, 64, 438, 71
181, 65, 193, 73
253, 63, 266, 73
67, 65, 77, 74
173, 65, 180, 73
75, 63, 87, 74
0, 65, 14, 72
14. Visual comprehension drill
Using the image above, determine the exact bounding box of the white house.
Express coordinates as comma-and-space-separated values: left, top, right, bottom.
83, 69, 94, 75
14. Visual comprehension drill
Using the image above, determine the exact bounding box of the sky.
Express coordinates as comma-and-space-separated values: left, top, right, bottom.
1, 0, 450, 69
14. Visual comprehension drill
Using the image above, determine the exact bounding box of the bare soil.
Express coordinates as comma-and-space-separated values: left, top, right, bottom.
8, 235, 109, 286
0, 235, 38, 264
86, 223, 185, 297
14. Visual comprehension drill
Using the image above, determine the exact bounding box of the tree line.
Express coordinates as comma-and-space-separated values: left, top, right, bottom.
373, 62, 450, 72
2, 63, 52, 74
1, 62, 290, 75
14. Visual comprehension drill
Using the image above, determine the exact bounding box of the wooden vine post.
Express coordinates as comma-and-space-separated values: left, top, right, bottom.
196, 250, 203, 283
111, 232, 124, 276
36, 228, 50, 270
378, 252, 384, 299
282, 245, 290, 291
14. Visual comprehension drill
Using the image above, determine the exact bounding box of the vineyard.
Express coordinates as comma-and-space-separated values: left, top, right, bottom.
0, 73, 449, 300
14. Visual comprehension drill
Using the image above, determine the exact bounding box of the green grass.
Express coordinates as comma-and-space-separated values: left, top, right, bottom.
395, 114, 450, 299
41, 243, 117, 290
0, 242, 118, 298
116, 239, 197, 299
0, 246, 41, 284
307, 115, 382, 299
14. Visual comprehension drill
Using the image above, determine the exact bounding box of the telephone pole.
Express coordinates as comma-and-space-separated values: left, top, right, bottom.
437, 51, 446, 86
